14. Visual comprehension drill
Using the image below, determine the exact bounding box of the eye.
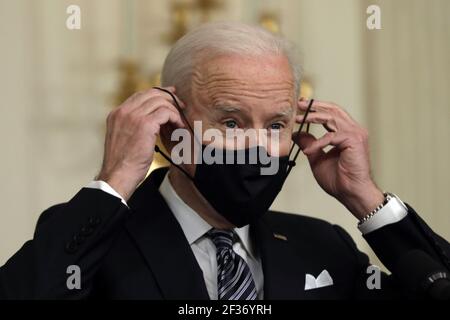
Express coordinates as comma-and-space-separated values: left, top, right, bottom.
224, 119, 238, 129
269, 122, 284, 130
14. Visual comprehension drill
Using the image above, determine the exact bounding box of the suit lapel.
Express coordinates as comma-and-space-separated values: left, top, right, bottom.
123, 168, 321, 300
125, 168, 209, 300
253, 216, 307, 299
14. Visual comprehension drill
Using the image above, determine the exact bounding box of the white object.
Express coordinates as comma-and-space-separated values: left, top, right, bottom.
304, 269, 334, 290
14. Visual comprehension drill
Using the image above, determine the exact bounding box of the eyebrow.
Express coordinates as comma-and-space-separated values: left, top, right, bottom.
213, 105, 242, 113
213, 104, 294, 119
274, 108, 294, 118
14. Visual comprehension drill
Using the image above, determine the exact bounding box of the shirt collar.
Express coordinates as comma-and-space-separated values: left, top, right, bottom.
158, 173, 256, 258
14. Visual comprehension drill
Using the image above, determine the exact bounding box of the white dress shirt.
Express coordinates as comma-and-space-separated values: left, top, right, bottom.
157, 173, 264, 300
87, 179, 408, 236
85, 173, 409, 299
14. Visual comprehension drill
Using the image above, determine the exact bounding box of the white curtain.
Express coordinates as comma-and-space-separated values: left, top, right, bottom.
0, 0, 125, 263
365, 0, 450, 242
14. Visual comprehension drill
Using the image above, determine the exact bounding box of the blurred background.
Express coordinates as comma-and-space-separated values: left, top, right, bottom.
0, 0, 449, 269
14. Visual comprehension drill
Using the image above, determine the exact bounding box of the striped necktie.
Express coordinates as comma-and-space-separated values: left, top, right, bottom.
207, 228, 257, 300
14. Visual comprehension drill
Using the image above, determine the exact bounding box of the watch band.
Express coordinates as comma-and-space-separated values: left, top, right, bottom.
358, 192, 392, 225
357, 192, 409, 234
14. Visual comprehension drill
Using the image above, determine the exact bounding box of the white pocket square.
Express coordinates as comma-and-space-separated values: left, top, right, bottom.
304, 269, 334, 290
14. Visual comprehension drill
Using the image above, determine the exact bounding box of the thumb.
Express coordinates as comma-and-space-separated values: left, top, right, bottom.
292, 131, 324, 166
293, 131, 316, 150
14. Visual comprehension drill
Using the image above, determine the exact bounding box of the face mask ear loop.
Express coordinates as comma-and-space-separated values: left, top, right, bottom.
152, 87, 202, 147
154, 145, 194, 180
286, 98, 315, 176
151, 87, 197, 181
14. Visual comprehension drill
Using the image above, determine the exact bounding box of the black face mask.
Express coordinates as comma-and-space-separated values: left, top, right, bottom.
153, 87, 313, 227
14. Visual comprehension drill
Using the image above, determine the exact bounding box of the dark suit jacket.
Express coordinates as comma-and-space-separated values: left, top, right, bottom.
0, 168, 449, 299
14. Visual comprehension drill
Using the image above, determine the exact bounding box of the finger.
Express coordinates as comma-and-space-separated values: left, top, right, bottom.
296, 99, 318, 114
292, 131, 326, 166
152, 86, 186, 110
303, 131, 350, 155
123, 87, 172, 105
295, 112, 338, 132
297, 100, 355, 128
152, 85, 176, 93
134, 87, 179, 107
298, 99, 355, 124
134, 96, 181, 119
292, 131, 316, 150
128, 87, 178, 111
297, 99, 335, 111
147, 106, 185, 129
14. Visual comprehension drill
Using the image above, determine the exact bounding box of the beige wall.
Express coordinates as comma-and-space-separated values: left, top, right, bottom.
0, 0, 449, 269
364, 0, 450, 243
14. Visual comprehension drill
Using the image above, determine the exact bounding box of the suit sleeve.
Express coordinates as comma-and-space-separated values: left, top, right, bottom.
363, 204, 450, 272
333, 204, 450, 299
0, 188, 129, 299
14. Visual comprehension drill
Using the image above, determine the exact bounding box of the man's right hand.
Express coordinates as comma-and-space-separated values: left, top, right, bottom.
97, 87, 185, 201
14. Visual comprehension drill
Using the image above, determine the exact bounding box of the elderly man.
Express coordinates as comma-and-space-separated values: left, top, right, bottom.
1, 22, 449, 300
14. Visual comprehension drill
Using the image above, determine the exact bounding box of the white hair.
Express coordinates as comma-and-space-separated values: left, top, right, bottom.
161, 21, 302, 103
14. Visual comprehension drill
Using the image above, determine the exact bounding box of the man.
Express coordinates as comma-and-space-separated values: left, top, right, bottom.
0, 22, 449, 300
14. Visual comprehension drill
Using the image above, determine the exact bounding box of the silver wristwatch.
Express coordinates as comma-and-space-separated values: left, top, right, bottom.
358, 192, 407, 225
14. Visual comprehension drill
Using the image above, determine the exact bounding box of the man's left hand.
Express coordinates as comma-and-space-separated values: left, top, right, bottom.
294, 98, 384, 220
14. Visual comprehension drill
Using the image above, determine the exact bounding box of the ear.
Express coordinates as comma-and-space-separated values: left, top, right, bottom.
159, 123, 175, 154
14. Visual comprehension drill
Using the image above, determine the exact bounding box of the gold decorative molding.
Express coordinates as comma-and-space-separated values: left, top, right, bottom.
257, 11, 314, 100
259, 11, 280, 34
164, 0, 224, 44
164, 1, 190, 44
299, 76, 314, 100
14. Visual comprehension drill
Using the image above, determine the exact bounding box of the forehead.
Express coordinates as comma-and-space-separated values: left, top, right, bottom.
192, 54, 295, 104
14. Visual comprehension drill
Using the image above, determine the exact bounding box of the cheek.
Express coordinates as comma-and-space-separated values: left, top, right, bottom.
266, 132, 292, 156
280, 138, 292, 155
277, 123, 295, 154
278, 138, 292, 156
